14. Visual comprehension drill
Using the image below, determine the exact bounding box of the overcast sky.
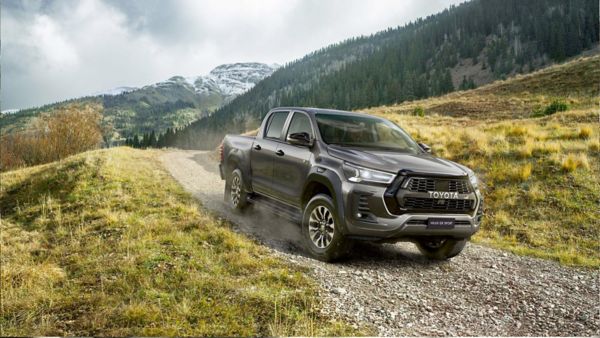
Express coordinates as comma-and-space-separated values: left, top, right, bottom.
1, 0, 463, 110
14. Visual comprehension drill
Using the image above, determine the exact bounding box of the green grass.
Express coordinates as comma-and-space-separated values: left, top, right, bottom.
0, 148, 363, 336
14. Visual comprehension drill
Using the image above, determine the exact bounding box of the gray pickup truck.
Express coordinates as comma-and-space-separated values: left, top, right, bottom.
219, 107, 483, 262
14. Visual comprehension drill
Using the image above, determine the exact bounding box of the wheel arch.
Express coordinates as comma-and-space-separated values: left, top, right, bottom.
226, 151, 252, 192
302, 171, 348, 234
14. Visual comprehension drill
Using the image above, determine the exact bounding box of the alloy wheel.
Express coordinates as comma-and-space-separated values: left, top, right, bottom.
231, 175, 241, 207
308, 205, 335, 248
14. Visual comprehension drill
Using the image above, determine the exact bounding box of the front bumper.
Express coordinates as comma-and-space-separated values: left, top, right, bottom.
341, 180, 483, 240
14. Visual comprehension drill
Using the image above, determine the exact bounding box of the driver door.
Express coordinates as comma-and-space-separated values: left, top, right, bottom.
271, 111, 314, 207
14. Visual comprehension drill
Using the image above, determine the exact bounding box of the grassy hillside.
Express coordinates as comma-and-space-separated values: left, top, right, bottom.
366, 55, 599, 119
0, 148, 360, 336
366, 58, 599, 267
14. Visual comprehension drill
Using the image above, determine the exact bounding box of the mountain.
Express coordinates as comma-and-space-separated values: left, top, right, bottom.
166, 0, 599, 149
0, 62, 279, 142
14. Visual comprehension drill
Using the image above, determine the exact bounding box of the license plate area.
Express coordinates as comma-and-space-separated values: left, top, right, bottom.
427, 218, 455, 229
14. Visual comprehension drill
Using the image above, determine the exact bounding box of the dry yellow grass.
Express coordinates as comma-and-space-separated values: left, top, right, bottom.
367, 105, 599, 267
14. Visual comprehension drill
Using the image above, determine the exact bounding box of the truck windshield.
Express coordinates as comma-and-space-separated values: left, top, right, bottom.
315, 113, 421, 153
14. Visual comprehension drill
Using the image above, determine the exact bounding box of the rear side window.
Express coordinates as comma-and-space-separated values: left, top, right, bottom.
286, 112, 313, 139
265, 112, 288, 139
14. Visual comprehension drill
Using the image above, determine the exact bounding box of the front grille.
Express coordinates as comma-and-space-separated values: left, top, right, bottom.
406, 177, 470, 194
448, 180, 470, 194
407, 178, 435, 192
403, 197, 474, 211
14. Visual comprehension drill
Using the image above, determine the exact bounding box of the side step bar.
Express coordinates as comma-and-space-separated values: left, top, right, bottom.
247, 194, 302, 223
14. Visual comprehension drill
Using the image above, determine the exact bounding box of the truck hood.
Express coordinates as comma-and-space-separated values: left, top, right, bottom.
327, 145, 468, 177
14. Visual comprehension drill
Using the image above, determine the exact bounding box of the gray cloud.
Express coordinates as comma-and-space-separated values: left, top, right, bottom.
1, 0, 464, 110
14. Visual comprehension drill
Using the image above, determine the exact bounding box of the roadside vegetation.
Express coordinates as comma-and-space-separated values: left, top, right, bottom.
0, 103, 103, 172
0, 148, 361, 336
368, 102, 599, 267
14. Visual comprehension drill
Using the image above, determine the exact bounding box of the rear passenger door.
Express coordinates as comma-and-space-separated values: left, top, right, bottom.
250, 111, 289, 196
271, 111, 314, 207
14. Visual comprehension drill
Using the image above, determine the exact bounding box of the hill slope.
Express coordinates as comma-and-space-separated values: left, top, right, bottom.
0, 63, 278, 142
365, 55, 600, 119
168, 0, 599, 149
0, 147, 359, 335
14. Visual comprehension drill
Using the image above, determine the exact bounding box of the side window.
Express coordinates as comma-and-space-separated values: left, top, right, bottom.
286, 112, 313, 139
265, 112, 289, 139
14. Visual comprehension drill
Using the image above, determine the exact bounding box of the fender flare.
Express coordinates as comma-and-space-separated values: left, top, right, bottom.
302, 169, 348, 234
226, 151, 252, 192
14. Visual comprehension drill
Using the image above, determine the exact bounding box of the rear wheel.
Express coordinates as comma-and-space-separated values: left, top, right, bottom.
416, 238, 467, 260
226, 168, 248, 211
302, 194, 352, 262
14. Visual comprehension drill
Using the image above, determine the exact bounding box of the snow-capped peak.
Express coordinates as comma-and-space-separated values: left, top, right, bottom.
153, 62, 280, 97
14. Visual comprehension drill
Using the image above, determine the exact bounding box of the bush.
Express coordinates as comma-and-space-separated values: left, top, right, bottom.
533, 100, 569, 117
0, 103, 102, 171
412, 106, 425, 117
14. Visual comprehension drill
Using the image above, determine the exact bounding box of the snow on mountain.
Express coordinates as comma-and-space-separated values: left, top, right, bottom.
151, 62, 279, 98
93, 86, 138, 96
1, 109, 20, 115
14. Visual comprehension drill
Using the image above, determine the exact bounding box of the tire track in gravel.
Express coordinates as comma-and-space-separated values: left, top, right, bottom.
161, 149, 599, 336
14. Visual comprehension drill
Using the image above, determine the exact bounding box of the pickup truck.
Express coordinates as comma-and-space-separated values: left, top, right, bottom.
219, 107, 483, 262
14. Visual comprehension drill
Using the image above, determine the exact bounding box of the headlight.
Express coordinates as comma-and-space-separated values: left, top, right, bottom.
469, 173, 479, 189
343, 162, 395, 184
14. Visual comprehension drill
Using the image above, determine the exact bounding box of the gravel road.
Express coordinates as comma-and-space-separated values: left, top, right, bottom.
161, 150, 599, 336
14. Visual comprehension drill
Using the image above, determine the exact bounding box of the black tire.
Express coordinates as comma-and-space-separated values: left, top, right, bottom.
416, 238, 467, 260
226, 168, 248, 212
301, 194, 352, 262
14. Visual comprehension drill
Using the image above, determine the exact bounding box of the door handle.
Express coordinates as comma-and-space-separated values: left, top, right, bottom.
275, 149, 285, 156
254, 144, 261, 150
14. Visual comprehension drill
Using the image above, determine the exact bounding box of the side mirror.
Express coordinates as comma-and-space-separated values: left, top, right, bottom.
418, 142, 432, 154
287, 132, 313, 147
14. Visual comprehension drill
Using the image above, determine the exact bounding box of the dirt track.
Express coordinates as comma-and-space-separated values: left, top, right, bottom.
161, 150, 599, 336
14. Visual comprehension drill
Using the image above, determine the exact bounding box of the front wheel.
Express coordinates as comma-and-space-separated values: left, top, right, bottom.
416, 238, 467, 260
301, 194, 352, 262
226, 168, 248, 212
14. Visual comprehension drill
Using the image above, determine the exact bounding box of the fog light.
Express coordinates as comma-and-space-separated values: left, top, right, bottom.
356, 212, 363, 218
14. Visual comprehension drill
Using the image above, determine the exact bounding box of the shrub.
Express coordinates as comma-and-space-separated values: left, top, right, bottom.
533, 100, 569, 117
0, 103, 102, 172
412, 106, 425, 117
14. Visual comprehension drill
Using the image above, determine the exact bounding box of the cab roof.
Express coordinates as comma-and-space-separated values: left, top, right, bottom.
269, 107, 373, 118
